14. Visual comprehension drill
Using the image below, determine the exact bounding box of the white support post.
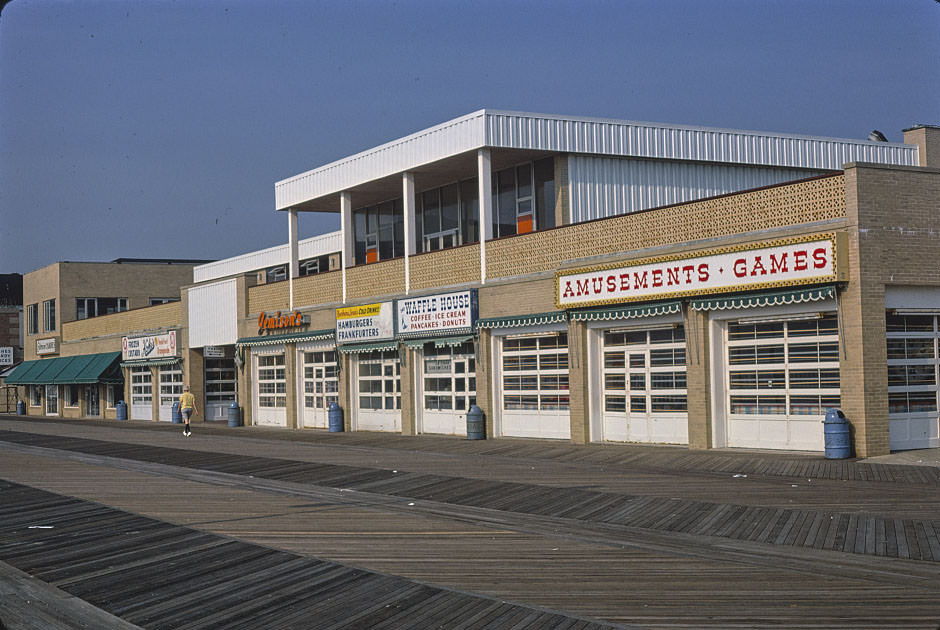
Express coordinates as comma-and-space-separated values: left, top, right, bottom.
288, 209, 299, 310
340, 191, 353, 303
477, 149, 493, 284
402, 172, 416, 295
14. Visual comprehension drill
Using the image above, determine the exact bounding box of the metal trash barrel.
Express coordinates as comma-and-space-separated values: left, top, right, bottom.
172, 401, 182, 424
328, 402, 344, 432
16, 400, 25, 415
116, 400, 127, 421
823, 408, 851, 459
228, 402, 242, 427
466, 405, 485, 440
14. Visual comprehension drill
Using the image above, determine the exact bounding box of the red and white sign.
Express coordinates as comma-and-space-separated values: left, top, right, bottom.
556, 235, 841, 309
122, 331, 178, 361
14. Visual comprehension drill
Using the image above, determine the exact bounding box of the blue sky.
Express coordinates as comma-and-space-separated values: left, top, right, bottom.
1, 0, 938, 274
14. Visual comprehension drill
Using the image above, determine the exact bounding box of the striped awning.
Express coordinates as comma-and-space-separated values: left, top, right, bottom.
236, 329, 334, 348
402, 334, 475, 349
338, 340, 399, 354
689, 285, 836, 311
569, 301, 682, 322
120, 357, 182, 368
5, 352, 123, 385
475, 311, 567, 330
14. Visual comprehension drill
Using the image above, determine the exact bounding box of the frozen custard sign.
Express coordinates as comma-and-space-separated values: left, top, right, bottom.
123, 331, 177, 361
335, 302, 394, 344
556, 234, 844, 309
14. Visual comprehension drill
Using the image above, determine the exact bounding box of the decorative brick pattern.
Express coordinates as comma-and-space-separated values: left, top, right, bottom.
293, 271, 343, 308
62, 302, 181, 341
486, 175, 846, 280
248, 281, 289, 314
346, 259, 405, 302
410, 245, 481, 291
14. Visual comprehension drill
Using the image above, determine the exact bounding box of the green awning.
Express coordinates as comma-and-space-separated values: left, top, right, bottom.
4, 360, 47, 385
401, 334, 475, 349
689, 285, 837, 311
120, 357, 181, 368
569, 301, 682, 322
236, 329, 334, 348
475, 311, 567, 330
338, 340, 399, 354
4, 352, 122, 385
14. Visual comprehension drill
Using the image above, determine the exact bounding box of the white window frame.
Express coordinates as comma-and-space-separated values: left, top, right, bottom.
43, 299, 56, 332
27, 304, 38, 335
64, 384, 80, 408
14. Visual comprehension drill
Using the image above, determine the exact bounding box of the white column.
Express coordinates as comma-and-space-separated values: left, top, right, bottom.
288, 209, 299, 310
340, 191, 353, 303
477, 149, 493, 284
402, 172, 416, 295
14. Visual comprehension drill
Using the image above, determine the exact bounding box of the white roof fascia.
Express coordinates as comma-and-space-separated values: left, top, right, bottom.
275, 109, 918, 211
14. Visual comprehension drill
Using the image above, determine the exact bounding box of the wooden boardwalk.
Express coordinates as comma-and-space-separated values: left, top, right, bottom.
1, 416, 939, 629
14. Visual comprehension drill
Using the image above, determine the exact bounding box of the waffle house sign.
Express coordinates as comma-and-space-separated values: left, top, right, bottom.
556, 234, 845, 309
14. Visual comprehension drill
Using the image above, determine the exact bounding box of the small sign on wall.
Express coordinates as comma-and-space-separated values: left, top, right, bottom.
203, 345, 225, 358
336, 302, 395, 344
36, 338, 57, 355
0, 347, 12, 365
122, 331, 178, 361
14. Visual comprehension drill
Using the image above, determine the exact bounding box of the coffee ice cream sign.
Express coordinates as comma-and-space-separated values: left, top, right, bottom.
556, 234, 845, 309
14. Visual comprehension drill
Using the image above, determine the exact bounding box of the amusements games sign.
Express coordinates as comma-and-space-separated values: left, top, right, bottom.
556, 234, 844, 309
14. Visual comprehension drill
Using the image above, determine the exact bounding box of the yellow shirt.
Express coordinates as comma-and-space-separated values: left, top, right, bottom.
179, 392, 196, 410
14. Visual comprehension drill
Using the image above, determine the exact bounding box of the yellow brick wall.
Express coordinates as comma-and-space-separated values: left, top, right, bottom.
248, 280, 290, 314
486, 174, 846, 280
346, 258, 405, 301
411, 245, 481, 291
62, 301, 182, 341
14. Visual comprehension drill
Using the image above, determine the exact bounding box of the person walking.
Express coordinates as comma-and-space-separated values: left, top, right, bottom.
179, 385, 198, 436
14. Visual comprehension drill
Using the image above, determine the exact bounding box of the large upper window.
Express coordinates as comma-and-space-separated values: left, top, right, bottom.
76, 297, 128, 320
26, 303, 38, 335
43, 299, 56, 332
355, 199, 405, 265
350, 157, 554, 265
493, 157, 555, 239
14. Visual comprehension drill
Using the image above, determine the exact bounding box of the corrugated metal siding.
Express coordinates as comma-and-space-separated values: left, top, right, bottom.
484, 111, 918, 169
275, 112, 486, 210
188, 280, 238, 347
193, 231, 342, 283
568, 156, 823, 223
275, 109, 917, 212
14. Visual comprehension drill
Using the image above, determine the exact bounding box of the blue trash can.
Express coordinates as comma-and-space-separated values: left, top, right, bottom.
16, 400, 25, 415
328, 402, 344, 432
466, 405, 485, 440
116, 400, 127, 421
823, 408, 852, 459
228, 402, 242, 427
172, 401, 182, 424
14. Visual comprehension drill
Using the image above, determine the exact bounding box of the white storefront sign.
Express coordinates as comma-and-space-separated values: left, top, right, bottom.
397, 290, 477, 336
203, 345, 225, 358
556, 234, 844, 309
36, 338, 57, 355
336, 302, 394, 344
0, 347, 12, 365
122, 331, 178, 361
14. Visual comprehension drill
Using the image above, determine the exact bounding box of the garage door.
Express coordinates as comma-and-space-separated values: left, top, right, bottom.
726, 314, 839, 450
500, 332, 570, 439
887, 313, 940, 450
